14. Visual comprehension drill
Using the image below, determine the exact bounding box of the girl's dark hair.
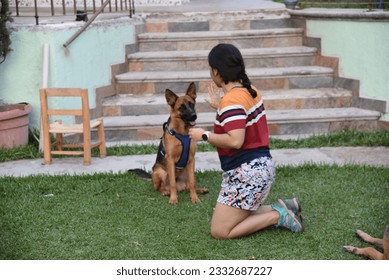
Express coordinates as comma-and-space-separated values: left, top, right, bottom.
208, 43, 257, 98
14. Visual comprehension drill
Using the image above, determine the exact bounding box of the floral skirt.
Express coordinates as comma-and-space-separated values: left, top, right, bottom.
217, 156, 276, 211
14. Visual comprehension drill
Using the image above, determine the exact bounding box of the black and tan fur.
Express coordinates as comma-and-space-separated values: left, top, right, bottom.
151, 82, 208, 204
343, 224, 389, 260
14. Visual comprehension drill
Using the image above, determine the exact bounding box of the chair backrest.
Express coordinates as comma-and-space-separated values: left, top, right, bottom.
40, 88, 91, 127
39, 88, 106, 165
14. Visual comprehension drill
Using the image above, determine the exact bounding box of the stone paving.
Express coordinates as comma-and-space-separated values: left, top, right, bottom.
1, 146, 388, 178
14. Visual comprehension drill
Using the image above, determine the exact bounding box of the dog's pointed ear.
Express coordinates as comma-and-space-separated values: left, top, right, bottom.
165, 89, 178, 107
186, 82, 196, 101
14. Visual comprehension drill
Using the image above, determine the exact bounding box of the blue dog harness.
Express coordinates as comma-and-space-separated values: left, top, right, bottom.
159, 121, 191, 169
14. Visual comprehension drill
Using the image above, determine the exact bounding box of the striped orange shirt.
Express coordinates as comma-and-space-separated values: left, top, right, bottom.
214, 86, 270, 171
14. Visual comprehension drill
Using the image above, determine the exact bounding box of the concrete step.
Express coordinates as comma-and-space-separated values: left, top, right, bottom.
143, 9, 292, 32
145, 17, 293, 33
115, 66, 334, 93
128, 46, 318, 71
138, 28, 304, 51
102, 88, 353, 116
100, 107, 380, 141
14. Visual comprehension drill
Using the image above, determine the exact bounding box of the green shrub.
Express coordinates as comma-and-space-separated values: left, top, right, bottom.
0, 0, 12, 64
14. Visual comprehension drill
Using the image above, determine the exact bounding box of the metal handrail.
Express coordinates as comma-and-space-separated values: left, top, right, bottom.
11, 0, 135, 25
63, 0, 110, 48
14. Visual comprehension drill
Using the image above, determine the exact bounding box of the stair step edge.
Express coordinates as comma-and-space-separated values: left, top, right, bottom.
115, 66, 334, 82
138, 28, 304, 40
102, 108, 380, 128
128, 46, 318, 60
103, 88, 353, 106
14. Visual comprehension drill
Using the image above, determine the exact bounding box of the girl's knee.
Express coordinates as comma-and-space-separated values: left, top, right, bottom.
211, 226, 229, 240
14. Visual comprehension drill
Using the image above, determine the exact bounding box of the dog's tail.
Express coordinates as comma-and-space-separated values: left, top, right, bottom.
128, 168, 152, 181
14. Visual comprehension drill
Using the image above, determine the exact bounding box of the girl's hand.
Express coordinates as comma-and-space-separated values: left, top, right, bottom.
189, 128, 205, 142
205, 83, 221, 109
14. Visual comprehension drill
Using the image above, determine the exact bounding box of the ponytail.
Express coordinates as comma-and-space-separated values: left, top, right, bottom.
241, 72, 257, 98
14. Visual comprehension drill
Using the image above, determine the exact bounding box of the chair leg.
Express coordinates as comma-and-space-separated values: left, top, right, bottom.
83, 143, 91, 166
97, 122, 106, 158
54, 120, 63, 151
43, 131, 52, 165
55, 133, 63, 151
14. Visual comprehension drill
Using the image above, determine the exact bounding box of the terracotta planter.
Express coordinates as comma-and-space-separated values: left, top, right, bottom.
0, 103, 32, 149
284, 0, 298, 9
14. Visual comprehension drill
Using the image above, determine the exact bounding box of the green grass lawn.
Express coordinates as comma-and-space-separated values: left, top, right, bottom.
1, 164, 388, 260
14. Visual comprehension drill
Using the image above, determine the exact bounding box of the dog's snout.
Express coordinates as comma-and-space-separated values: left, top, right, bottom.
180, 102, 197, 123
189, 113, 197, 121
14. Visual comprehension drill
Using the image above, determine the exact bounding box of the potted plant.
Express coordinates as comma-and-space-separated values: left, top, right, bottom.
0, 0, 32, 149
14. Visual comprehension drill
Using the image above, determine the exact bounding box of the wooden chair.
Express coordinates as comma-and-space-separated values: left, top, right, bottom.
40, 88, 106, 165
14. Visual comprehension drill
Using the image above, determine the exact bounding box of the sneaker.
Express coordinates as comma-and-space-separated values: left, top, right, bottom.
278, 198, 302, 222
271, 202, 304, 233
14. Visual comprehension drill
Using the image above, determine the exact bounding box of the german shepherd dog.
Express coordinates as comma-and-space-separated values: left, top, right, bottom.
151, 82, 208, 204
343, 224, 389, 260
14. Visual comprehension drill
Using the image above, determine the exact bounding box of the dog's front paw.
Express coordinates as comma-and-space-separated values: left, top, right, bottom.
169, 196, 178, 204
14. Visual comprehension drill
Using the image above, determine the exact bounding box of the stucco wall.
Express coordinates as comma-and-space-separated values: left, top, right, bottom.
0, 18, 137, 128
303, 15, 389, 120
307, 20, 389, 101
